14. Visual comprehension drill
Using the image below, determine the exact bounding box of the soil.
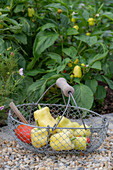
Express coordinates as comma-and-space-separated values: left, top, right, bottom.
94, 84, 113, 115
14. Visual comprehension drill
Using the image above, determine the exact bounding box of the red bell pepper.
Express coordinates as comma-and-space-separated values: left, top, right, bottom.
14, 124, 33, 144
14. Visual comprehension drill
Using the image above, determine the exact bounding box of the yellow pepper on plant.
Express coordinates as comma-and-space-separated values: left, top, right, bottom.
71, 17, 76, 23
68, 62, 73, 67
88, 18, 95, 26
28, 7, 35, 17
81, 63, 85, 67
73, 65, 82, 78
74, 58, 79, 64
73, 25, 79, 31
57, 9, 62, 14
86, 32, 91, 36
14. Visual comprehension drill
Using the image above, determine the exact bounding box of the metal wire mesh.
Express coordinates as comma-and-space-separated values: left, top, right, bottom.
8, 102, 109, 154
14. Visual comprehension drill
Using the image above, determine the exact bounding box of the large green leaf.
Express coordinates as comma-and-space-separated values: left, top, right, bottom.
14, 33, 27, 44
41, 23, 56, 31
85, 79, 98, 94
47, 52, 61, 64
91, 61, 102, 70
0, 38, 4, 52
72, 84, 94, 109
19, 17, 31, 35
95, 86, 106, 100
75, 35, 97, 46
26, 69, 46, 76
67, 27, 78, 35
33, 32, 59, 59
88, 51, 108, 66
14, 4, 24, 13
57, 58, 70, 73
102, 76, 113, 90
27, 73, 61, 96
83, 10, 89, 21
27, 79, 45, 94
103, 12, 113, 20
62, 46, 77, 59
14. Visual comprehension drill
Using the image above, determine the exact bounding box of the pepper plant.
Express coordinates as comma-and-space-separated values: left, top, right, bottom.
27, 0, 113, 110
0, 0, 113, 112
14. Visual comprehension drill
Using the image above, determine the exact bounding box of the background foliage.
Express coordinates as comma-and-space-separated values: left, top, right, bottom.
0, 0, 113, 117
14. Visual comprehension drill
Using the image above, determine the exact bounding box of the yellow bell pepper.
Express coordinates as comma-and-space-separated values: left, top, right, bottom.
31, 128, 48, 148
34, 106, 57, 128
28, 8, 35, 17
73, 124, 91, 137
74, 58, 79, 64
71, 137, 87, 150
56, 116, 72, 128
73, 25, 79, 31
56, 116, 80, 130
73, 65, 82, 78
88, 18, 94, 22
50, 132, 74, 151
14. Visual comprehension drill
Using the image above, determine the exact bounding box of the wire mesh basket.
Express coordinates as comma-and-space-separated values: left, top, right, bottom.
8, 78, 109, 155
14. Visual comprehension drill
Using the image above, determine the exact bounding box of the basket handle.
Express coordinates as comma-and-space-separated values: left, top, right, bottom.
56, 77, 87, 130
9, 102, 28, 124
56, 78, 74, 97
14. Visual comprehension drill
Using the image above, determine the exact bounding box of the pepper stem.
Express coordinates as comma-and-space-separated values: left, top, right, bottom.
38, 104, 42, 110
71, 137, 76, 141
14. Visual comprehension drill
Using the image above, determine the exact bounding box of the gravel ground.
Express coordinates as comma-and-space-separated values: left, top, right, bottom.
0, 114, 113, 170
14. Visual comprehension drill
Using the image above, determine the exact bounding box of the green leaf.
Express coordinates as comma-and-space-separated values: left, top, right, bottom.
14, 4, 24, 13
27, 79, 45, 94
57, 58, 70, 73
47, 52, 61, 64
85, 79, 98, 94
75, 35, 97, 46
0, 38, 4, 52
75, 35, 89, 43
60, 14, 69, 27
88, 51, 108, 66
109, 43, 113, 49
41, 23, 56, 31
72, 84, 94, 109
83, 10, 89, 21
102, 76, 113, 90
62, 46, 77, 59
57, 65, 66, 74
91, 61, 101, 70
45, 3, 67, 11
95, 86, 106, 100
103, 12, 113, 21
14, 33, 27, 44
33, 32, 59, 59
67, 27, 78, 35
89, 36, 97, 46
26, 69, 46, 76
19, 17, 31, 35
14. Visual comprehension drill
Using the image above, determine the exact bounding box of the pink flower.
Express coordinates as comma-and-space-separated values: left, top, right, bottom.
19, 68, 24, 76
0, 106, 4, 110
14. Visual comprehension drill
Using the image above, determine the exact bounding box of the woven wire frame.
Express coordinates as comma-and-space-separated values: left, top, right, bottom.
8, 85, 109, 155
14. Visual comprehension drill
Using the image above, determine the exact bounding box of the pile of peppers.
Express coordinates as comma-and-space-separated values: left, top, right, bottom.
15, 106, 91, 151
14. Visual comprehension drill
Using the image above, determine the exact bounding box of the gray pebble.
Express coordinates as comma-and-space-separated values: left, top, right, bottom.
77, 167, 85, 170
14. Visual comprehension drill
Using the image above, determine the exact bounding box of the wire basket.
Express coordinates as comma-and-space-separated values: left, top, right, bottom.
8, 78, 109, 155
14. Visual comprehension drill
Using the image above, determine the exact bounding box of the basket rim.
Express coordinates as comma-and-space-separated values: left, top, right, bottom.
8, 103, 109, 129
